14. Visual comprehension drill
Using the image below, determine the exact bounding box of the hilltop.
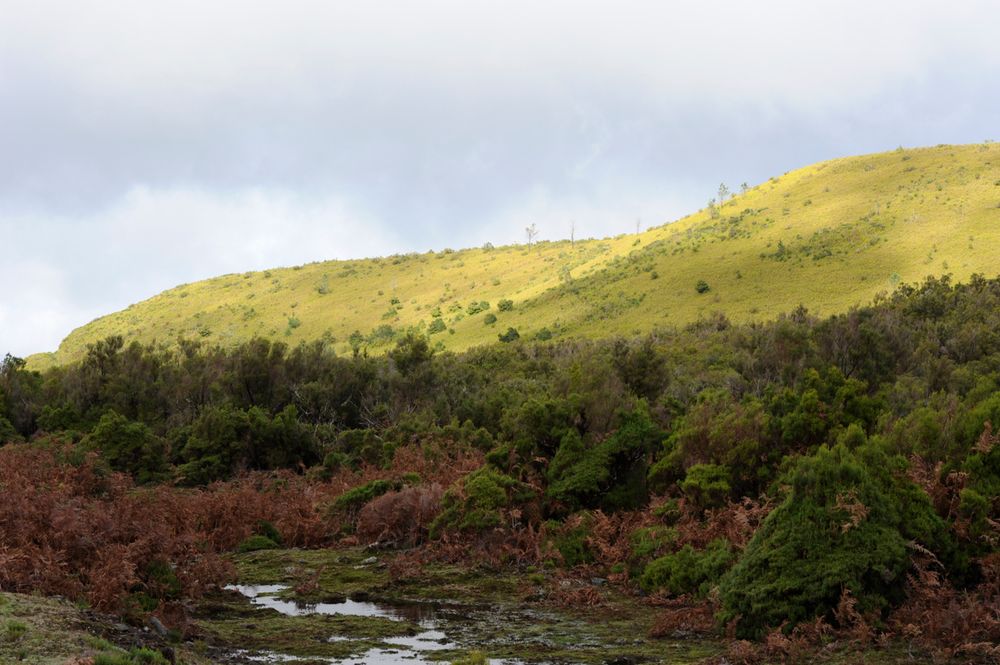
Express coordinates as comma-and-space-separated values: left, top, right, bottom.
29, 142, 1000, 367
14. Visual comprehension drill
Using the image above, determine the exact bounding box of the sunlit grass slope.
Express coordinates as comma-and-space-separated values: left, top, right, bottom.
31, 143, 1000, 368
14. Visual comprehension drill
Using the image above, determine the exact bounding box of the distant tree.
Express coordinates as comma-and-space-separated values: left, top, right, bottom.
707, 199, 719, 219
741, 182, 750, 194
525, 223, 539, 246
718, 183, 731, 203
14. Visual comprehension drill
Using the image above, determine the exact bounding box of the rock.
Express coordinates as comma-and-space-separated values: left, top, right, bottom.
149, 616, 169, 637
361, 556, 378, 565
590, 577, 607, 586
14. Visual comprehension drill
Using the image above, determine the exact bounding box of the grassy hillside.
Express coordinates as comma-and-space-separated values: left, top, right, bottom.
30, 142, 1000, 368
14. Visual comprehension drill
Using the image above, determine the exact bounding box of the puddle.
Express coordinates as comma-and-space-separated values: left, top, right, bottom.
225, 584, 436, 623
224, 584, 521, 665
384, 629, 450, 651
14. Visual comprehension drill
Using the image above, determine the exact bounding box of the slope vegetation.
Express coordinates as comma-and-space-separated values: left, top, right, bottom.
31, 142, 1000, 367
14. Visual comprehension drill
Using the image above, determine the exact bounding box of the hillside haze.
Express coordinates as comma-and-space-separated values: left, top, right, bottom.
30, 142, 1000, 367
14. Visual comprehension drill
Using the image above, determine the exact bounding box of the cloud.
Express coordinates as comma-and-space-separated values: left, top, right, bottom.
1, 0, 998, 355
0, 188, 396, 356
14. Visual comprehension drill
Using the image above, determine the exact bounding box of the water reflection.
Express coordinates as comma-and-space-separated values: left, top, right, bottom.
224, 584, 517, 665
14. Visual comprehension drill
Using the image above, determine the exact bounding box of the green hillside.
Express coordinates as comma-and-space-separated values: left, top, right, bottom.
30, 142, 1000, 368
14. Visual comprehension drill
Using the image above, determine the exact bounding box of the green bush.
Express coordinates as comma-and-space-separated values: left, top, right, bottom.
466, 301, 491, 316
483, 313, 497, 325
431, 467, 534, 536
628, 525, 676, 574
93, 648, 169, 665
497, 299, 514, 311
546, 407, 662, 512
640, 538, 734, 595
256, 520, 284, 546
143, 559, 181, 601
428, 318, 447, 334
498, 327, 520, 343
679, 464, 731, 510
84, 411, 166, 484
177, 404, 317, 484
334, 479, 398, 511
695, 280, 710, 293
546, 516, 595, 567
0, 415, 20, 443
322, 451, 349, 473
960, 430, 1000, 545
718, 443, 955, 638
237, 534, 280, 553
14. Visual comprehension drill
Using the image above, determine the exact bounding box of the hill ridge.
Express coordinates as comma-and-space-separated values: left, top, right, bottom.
29, 142, 1000, 368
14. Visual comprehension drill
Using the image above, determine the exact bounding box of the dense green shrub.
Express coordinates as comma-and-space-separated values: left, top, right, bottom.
334, 479, 399, 511
628, 525, 677, 573
718, 443, 955, 638
237, 534, 281, 552
547, 406, 662, 512
498, 327, 520, 343
176, 404, 317, 484
483, 313, 497, 325
0, 415, 20, 443
640, 538, 734, 595
256, 519, 284, 546
648, 391, 769, 497
466, 301, 491, 316
679, 464, 731, 510
497, 299, 514, 312
695, 280, 710, 293
431, 467, 534, 536
960, 426, 1000, 546
84, 411, 166, 483
546, 516, 596, 567
36, 403, 85, 434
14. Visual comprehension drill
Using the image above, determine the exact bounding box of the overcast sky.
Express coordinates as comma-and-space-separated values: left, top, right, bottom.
1, 0, 998, 357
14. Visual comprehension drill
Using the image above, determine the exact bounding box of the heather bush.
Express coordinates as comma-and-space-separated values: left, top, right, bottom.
334, 478, 399, 512
237, 534, 281, 552
545, 514, 596, 567
719, 443, 955, 638
679, 464, 731, 511
547, 406, 662, 512
84, 410, 167, 484
640, 538, 734, 595
431, 467, 534, 536
0, 415, 20, 443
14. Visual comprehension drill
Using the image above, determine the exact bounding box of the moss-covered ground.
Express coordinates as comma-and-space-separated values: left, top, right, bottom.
0, 591, 210, 665
190, 547, 944, 664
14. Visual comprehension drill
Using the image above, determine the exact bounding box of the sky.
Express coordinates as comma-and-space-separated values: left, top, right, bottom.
1, 0, 998, 357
